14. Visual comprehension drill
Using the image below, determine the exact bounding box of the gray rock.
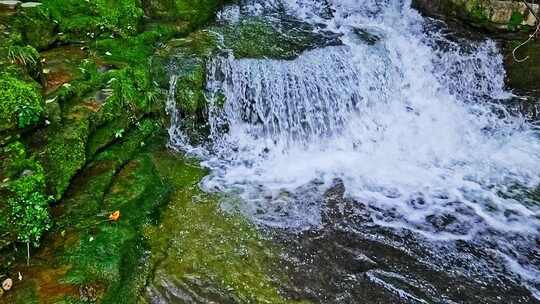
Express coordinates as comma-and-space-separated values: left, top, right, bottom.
0, 0, 21, 10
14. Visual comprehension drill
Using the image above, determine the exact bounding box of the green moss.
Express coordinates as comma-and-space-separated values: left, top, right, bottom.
145, 152, 298, 303
86, 117, 132, 159
466, 1, 489, 23
174, 58, 207, 117
15, 5, 57, 50
150, 31, 220, 123
0, 74, 43, 131
508, 11, 525, 31
0, 140, 51, 251
216, 18, 324, 59
95, 30, 172, 67
41, 0, 143, 41
42, 114, 90, 200
142, 0, 221, 31
100, 67, 162, 120
63, 153, 170, 303
58, 119, 162, 229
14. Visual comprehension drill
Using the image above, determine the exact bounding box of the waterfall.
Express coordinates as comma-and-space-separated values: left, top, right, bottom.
169, 0, 540, 298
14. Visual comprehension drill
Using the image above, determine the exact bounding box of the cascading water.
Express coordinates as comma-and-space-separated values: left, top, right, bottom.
169, 0, 540, 300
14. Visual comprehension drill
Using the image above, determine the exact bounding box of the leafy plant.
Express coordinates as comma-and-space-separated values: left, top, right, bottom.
7, 45, 39, 67
0, 73, 43, 130
4, 143, 51, 247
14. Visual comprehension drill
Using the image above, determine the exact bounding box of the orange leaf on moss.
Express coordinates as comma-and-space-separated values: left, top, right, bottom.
109, 211, 121, 222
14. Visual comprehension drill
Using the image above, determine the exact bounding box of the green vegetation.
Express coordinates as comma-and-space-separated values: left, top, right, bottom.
143, 0, 222, 33
508, 11, 525, 31
7, 45, 39, 68
464, 0, 489, 23
14, 5, 57, 50
1, 141, 51, 250
42, 0, 143, 40
0, 74, 43, 131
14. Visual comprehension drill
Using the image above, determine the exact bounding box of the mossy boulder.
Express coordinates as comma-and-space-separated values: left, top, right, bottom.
412, 0, 538, 32
15, 5, 57, 50
0, 74, 43, 132
142, 0, 223, 32
215, 17, 341, 60
151, 30, 219, 123
42, 111, 91, 200
63, 153, 169, 303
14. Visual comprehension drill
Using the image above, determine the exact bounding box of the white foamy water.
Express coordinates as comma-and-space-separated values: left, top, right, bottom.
168, 0, 540, 298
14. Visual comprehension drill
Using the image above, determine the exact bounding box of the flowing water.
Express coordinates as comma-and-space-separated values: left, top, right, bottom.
168, 0, 540, 302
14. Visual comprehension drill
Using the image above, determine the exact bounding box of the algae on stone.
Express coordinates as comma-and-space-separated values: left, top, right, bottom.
144, 152, 301, 304
215, 17, 340, 60
14, 5, 57, 50
142, 0, 222, 33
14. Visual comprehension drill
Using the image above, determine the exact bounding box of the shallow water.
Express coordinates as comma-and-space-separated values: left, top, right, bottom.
168, 0, 540, 302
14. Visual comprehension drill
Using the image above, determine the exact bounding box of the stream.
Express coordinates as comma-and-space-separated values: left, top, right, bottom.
167, 0, 540, 303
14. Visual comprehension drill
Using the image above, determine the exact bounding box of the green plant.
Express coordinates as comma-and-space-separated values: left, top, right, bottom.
42, 0, 143, 39
508, 11, 525, 31
0, 74, 43, 130
8, 191, 51, 247
2, 142, 52, 263
7, 45, 39, 67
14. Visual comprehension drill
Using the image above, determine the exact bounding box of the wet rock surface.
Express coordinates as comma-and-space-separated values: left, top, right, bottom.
413, 0, 539, 31
275, 183, 539, 304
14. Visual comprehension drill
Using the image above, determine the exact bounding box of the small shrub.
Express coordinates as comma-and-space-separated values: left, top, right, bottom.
2, 142, 52, 247
0, 74, 43, 130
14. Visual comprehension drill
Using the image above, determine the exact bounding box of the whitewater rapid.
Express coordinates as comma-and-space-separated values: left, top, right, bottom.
168, 0, 540, 299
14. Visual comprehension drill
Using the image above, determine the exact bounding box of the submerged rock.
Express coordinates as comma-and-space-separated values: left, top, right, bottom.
14, 4, 57, 50
144, 152, 297, 304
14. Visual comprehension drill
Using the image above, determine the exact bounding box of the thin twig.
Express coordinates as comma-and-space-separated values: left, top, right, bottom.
513, 0, 540, 62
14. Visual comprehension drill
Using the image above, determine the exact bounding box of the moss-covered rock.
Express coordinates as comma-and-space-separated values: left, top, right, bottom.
215, 17, 340, 60
41, 0, 144, 41
0, 74, 43, 132
142, 0, 222, 32
15, 5, 57, 50
151, 30, 219, 126
63, 153, 169, 303
413, 0, 538, 32
145, 151, 299, 304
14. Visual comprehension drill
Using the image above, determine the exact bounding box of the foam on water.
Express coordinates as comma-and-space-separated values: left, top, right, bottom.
168, 0, 540, 298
